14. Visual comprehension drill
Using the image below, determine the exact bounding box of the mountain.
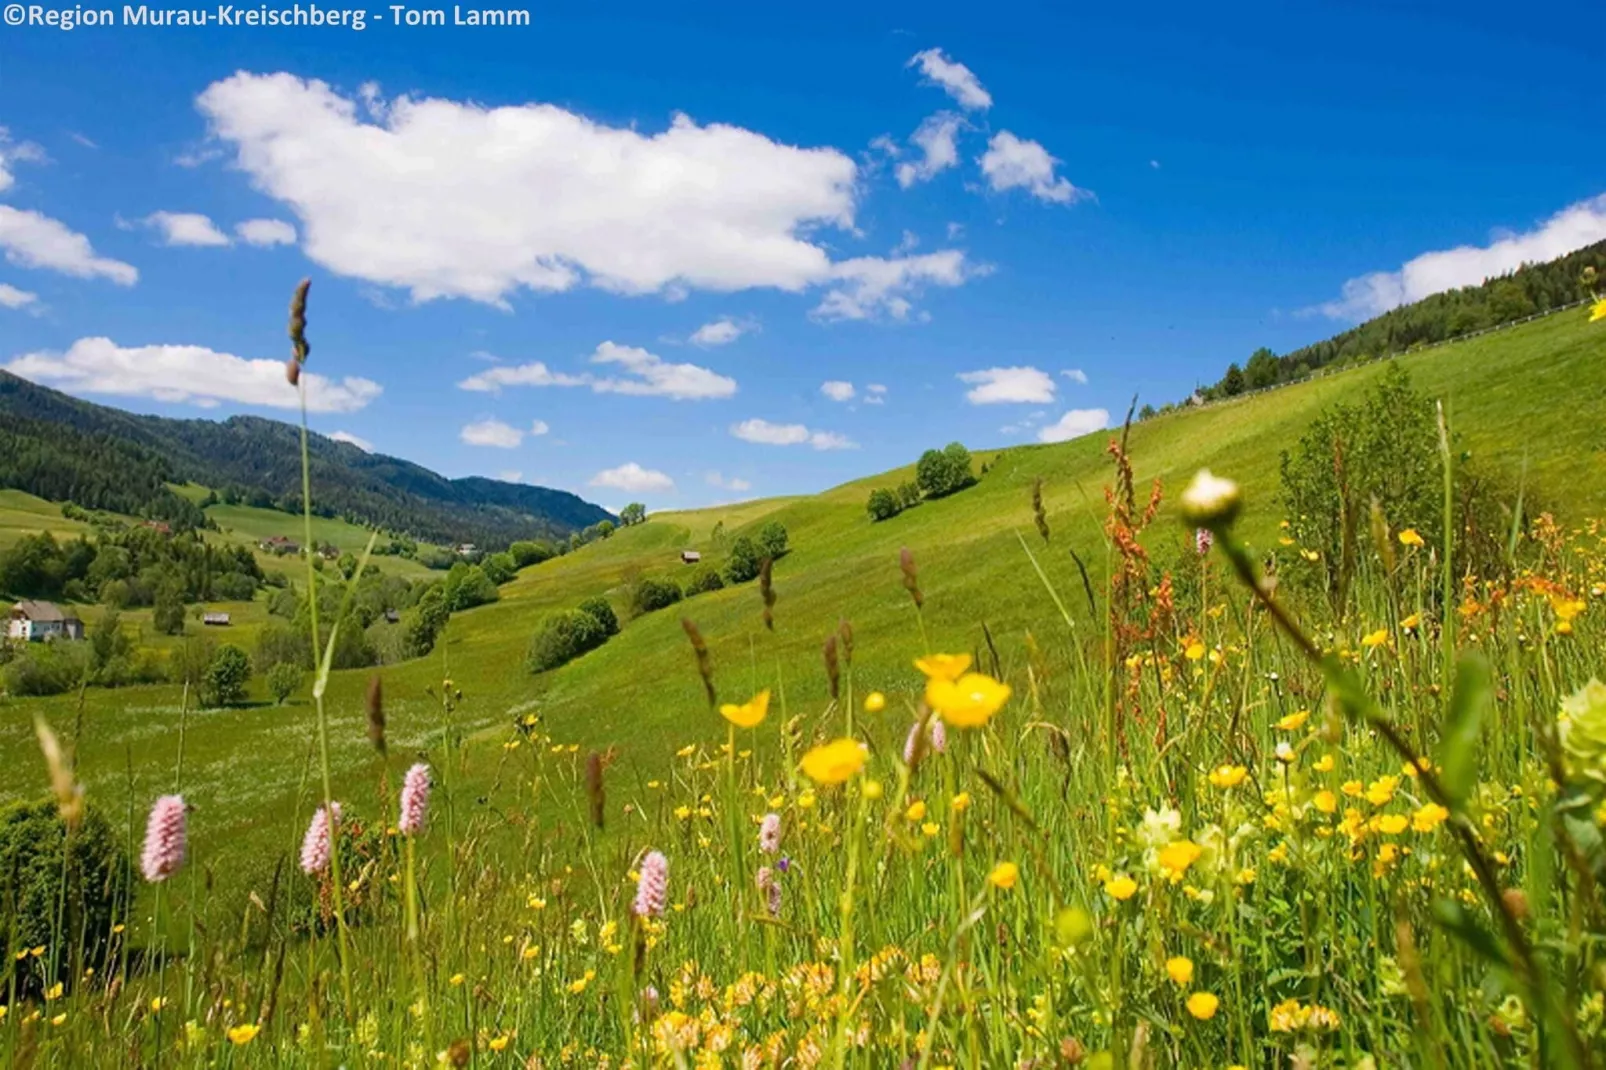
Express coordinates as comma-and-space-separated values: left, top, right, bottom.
0, 371, 613, 548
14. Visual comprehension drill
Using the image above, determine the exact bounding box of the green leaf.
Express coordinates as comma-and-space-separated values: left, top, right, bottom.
1437, 653, 1492, 809
1431, 898, 1509, 969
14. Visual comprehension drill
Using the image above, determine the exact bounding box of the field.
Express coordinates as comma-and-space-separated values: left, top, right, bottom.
2, 307, 1605, 1066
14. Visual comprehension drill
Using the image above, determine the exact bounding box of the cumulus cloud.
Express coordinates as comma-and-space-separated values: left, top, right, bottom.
864, 383, 887, 405
457, 341, 736, 400
896, 112, 963, 189
958, 366, 1056, 404
1316, 193, 1606, 320
730, 418, 855, 450
1037, 408, 1110, 443
145, 211, 231, 247
6, 337, 380, 412
0, 206, 138, 285
590, 462, 674, 493
327, 430, 373, 451
0, 283, 39, 311
690, 318, 748, 346
1061, 368, 1089, 384
529, 419, 550, 436
706, 471, 752, 492
908, 49, 992, 111
820, 380, 855, 402
814, 250, 977, 321
0, 128, 46, 193
235, 218, 297, 247
460, 418, 526, 448
979, 133, 1090, 205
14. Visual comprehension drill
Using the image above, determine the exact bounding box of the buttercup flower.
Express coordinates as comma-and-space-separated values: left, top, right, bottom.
1104, 874, 1139, 900
914, 654, 972, 681
988, 861, 1019, 891
1157, 840, 1203, 883
926, 673, 1011, 728
863, 691, 886, 713
799, 739, 866, 785
1397, 528, 1425, 547
720, 690, 770, 729
1208, 765, 1248, 789
1591, 296, 1606, 323
1186, 992, 1220, 1020
1166, 956, 1194, 985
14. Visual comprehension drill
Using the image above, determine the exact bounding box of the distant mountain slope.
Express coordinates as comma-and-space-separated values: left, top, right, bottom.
0, 370, 613, 547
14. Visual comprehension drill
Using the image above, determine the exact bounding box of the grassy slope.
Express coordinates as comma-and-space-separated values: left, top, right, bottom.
3, 310, 1602, 870
0, 489, 99, 546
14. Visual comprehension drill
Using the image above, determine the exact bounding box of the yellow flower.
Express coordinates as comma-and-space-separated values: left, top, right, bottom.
799, 739, 866, 785
1184, 641, 1206, 661
1376, 813, 1409, 835
951, 791, 971, 812
44, 982, 63, 1001
227, 1023, 261, 1045
914, 653, 972, 681
1157, 841, 1202, 883
925, 673, 1012, 728
862, 779, 884, 800
905, 800, 927, 822
1313, 754, 1335, 772
1313, 790, 1337, 814
1412, 803, 1449, 832
1397, 528, 1424, 548
1276, 710, 1309, 731
921, 821, 940, 837
1591, 296, 1606, 323
150, 997, 168, 1013
1186, 992, 1220, 1020
1361, 629, 1389, 649
51, 1013, 67, 1026
1104, 874, 1139, 900
988, 862, 1019, 890
1341, 779, 1364, 797
720, 690, 770, 729
1365, 776, 1398, 806
1165, 956, 1194, 985
489, 1035, 512, 1052
449, 973, 466, 986
1208, 764, 1248, 789
863, 691, 886, 713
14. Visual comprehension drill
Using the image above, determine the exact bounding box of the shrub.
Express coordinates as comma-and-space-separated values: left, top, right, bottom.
203, 644, 252, 707
916, 442, 975, 499
509, 540, 554, 569
578, 596, 619, 637
481, 552, 517, 585
724, 535, 763, 584
0, 799, 131, 997
757, 521, 789, 561
685, 568, 725, 595
443, 563, 499, 611
897, 481, 922, 509
266, 661, 303, 704
1, 643, 89, 697
867, 488, 901, 522
526, 608, 608, 673
630, 577, 683, 616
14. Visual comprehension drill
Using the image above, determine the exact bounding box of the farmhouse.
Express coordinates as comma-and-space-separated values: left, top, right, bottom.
680, 550, 702, 565
7, 601, 85, 642
202, 612, 231, 627
260, 535, 300, 555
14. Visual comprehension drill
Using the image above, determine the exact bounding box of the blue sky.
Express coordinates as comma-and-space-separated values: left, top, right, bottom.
3, 0, 1602, 510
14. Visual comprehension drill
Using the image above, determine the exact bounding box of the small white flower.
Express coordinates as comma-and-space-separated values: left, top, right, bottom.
1180, 469, 1243, 528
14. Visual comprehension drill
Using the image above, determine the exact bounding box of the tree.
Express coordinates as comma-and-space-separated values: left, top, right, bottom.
867, 488, 901, 522
203, 644, 252, 707
578, 596, 619, 637
152, 581, 186, 636
916, 442, 975, 499
1244, 347, 1280, 391
1220, 363, 1245, 397
685, 567, 724, 595
527, 607, 610, 673
403, 585, 450, 659
756, 521, 789, 561
508, 540, 554, 568
443, 563, 498, 611
266, 662, 302, 705
480, 552, 516, 585
724, 535, 763, 584
630, 577, 683, 616
618, 503, 647, 527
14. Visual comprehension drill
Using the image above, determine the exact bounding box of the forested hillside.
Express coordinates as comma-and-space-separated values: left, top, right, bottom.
0, 371, 613, 548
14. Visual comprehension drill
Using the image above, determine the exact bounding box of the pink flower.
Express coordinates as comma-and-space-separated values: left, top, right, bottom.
1195, 528, 1213, 556
758, 813, 781, 855
140, 794, 187, 883
633, 850, 668, 918
930, 718, 947, 754
756, 866, 782, 917
398, 763, 431, 835
300, 802, 342, 876
903, 717, 948, 765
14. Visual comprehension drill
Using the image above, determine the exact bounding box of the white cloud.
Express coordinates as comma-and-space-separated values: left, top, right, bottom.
908, 49, 992, 111
814, 250, 977, 321
590, 462, 674, 493
1037, 408, 1110, 443
820, 380, 855, 402
864, 383, 887, 405
460, 418, 526, 448
235, 218, 297, 247
529, 419, 550, 436
497, 469, 523, 482
1061, 368, 1089, 384
6, 337, 380, 413
456, 341, 736, 400
690, 318, 748, 346
0, 283, 39, 311
979, 132, 1090, 205
0, 129, 46, 193
0, 206, 138, 285
730, 418, 855, 450
958, 366, 1056, 404
706, 471, 752, 492
146, 211, 232, 247
895, 112, 963, 189
328, 430, 373, 451
1316, 193, 1606, 320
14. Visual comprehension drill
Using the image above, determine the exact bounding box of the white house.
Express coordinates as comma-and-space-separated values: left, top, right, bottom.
680, 550, 702, 565
7, 601, 85, 642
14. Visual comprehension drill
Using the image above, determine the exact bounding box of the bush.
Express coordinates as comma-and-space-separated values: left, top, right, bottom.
916, 442, 975, 499
578, 596, 619, 637
0, 799, 130, 997
685, 567, 725, 595
630, 577, 683, 616
480, 552, 517, 585
897, 481, 922, 509
443, 563, 499, 611
203, 644, 252, 707
526, 608, 609, 673
1, 644, 89, 697
266, 661, 303, 704
867, 488, 902, 522
757, 521, 789, 561
509, 540, 554, 569
724, 535, 763, 584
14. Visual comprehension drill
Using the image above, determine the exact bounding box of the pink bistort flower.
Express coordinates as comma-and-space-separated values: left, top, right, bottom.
633, 850, 668, 918
300, 802, 342, 876
140, 794, 187, 883
398, 763, 431, 835
758, 813, 782, 854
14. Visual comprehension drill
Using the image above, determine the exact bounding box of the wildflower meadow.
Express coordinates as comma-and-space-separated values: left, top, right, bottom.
4, 288, 1606, 1069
